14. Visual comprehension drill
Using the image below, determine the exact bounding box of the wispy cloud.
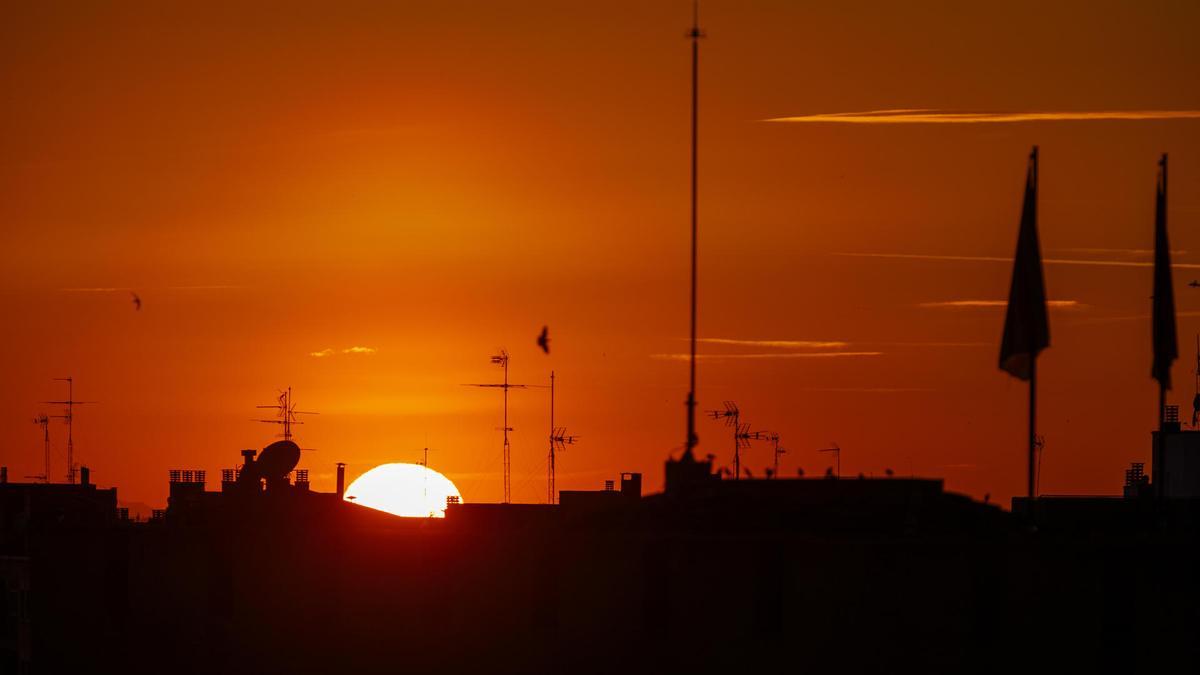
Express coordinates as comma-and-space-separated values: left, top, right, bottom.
877, 341, 989, 347
697, 337, 849, 349
164, 285, 242, 290
310, 346, 378, 358
836, 252, 1200, 270
800, 387, 933, 393
652, 352, 882, 361
1052, 248, 1186, 257
918, 299, 1083, 309
1071, 310, 1200, 325
768, 109, 1200, 124
60, 285, 241, 292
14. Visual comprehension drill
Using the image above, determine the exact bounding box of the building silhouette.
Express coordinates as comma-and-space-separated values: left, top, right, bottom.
2, 432, 1200, 674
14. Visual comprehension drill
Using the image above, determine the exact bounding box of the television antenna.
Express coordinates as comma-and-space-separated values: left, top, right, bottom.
818, 443, 841, 478
764, 432, 786, 479
418, 446, 437, 516
706, 401, 741, 477
737, 427, 772, 479
464, 350, 543, 503
255, 387, 317, 441
548, 371, 578, 504
707, 401, 766, 480
31, 414, 51, 483
43, 377, 95, 484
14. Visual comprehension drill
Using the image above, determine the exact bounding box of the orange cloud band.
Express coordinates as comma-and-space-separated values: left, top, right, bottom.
918, 300, 1083, 309
652, 352, 883, 361
836, 252, 1200, 270
768, 109, 1200, 124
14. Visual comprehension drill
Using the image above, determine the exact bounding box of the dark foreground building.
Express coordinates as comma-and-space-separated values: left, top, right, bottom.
2, 440, 1200, 674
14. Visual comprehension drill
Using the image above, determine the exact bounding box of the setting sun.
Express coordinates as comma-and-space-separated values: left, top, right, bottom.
343, 463, 463, 518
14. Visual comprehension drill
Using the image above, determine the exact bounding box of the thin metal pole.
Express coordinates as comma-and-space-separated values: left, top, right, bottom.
67, 378, 74, 483
1027, 147, 1040, 502
283, 388, 291, 441
549, 371, 555, 505
1028, 357, 1037, 499
732, 409, 740, 480
503, 357, 510, 504
1160, 384, 1166, 432
43, 420, 50, 482
685, 6, 702, 456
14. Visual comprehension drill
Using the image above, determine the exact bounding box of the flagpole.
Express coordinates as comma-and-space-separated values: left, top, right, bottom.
1029, 357, 1037, 498
1151, 151, 1176, 494
1160, 153, 1169, 434
1160, 383, 1166, 432
1028, 147, 1039, 500
999, 144, 1049, 503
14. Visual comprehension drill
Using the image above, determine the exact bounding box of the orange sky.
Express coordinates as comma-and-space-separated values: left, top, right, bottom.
2, 0, 1199, 509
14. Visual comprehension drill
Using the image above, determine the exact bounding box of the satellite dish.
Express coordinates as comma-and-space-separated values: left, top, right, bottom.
256, 440, 301, 480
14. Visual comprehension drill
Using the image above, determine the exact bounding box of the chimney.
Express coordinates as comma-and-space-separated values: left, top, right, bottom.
336, 462, 346, 499
0, 466, 7, 484
620, 472, 642, 499
241, 449, 257, 467
80, 466, 90, 486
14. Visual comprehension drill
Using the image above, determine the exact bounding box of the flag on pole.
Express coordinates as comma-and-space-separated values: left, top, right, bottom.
1152, 153, 1177, 390
1000, 147, 1049, 380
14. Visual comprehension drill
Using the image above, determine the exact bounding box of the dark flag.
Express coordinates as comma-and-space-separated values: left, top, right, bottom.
1152, 154, 1177, 391
1000, 147, 1049, 380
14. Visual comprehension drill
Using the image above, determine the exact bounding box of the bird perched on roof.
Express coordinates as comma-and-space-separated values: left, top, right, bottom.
537, 326, 549, 354
130, 292, 141, 311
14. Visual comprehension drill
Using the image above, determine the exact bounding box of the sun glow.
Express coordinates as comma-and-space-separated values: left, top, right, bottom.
343, 463, 463, 518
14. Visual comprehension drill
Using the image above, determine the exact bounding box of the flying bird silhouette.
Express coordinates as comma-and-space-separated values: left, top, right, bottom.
537, 326, 549, 354
130, 292, 141, 311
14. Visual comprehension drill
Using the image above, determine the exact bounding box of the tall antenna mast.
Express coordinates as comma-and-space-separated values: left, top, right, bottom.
683, 1, 705, 458
44, 377, 94, 484
465, 350, 540, 503
256, 387, 317, 441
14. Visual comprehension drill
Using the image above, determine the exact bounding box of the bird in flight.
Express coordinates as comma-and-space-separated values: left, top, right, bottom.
130, 292, 141, 311
537, 326, 550, 354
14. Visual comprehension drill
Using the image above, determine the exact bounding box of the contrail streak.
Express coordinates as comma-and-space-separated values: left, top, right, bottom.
697, 338, 849, 349
652, 352, 882, 361
768, 109, 1200, 124
835, 252, 1200, 270
918, 300, 1083, 309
